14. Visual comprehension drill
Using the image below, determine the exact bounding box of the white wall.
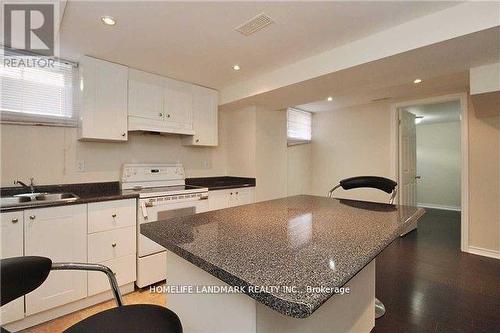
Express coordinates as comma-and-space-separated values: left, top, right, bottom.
470, 62, 500, 95
0, 123, 227, 187
416, 121, 461, 210
468, 98, 500, 253
255, 107, 288, 202
287, 144, 312, 196
222, 107, 256, 178
310, 103, 394, 203
221, 106, 288, 202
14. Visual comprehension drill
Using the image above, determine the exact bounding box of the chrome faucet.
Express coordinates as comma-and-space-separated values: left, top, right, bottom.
14, 178, 35, 193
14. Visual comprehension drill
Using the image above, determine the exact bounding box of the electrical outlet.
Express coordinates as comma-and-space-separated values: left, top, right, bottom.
76, 160, 85, 172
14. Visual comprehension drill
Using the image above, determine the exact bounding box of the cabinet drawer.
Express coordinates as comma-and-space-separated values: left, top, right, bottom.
88, 254, 136, 296
88, 199, 136, 233
88, 226, 136, 263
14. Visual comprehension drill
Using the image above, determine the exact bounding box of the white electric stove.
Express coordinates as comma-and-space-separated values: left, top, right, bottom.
121, 163, 209, 288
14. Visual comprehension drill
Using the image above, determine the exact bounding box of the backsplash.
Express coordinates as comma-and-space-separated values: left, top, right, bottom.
0, 124, 226, 187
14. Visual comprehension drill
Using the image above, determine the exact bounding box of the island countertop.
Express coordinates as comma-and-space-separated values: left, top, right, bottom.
141, 195, 424, 319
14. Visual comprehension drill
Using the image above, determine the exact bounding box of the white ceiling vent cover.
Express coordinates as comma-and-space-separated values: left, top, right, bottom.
236, 13, 274, 36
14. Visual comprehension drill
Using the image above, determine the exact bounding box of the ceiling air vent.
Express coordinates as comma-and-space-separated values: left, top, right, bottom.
236, 13, 274, 36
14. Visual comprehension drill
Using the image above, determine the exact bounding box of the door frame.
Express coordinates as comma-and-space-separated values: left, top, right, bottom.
390, 92, 469, 252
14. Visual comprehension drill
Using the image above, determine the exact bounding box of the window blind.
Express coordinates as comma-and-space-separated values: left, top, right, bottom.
0, 49, 78, 126
287, 108, 312, 145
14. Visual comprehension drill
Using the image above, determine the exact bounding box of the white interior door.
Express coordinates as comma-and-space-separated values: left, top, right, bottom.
399, 110, 417, 206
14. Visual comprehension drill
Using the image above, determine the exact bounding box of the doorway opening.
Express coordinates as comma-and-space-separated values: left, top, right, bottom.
393, 94, 468, 251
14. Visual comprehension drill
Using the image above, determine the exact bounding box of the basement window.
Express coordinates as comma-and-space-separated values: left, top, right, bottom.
0, 49, 78, 127
287, 108, 312, 146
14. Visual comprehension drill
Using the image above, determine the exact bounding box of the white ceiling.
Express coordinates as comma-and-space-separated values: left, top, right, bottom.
404, 100, 461, 125
271, 27, 500, 115
59, 1, 460, 89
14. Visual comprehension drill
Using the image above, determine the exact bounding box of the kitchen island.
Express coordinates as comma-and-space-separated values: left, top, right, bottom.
141, 195, 424, 333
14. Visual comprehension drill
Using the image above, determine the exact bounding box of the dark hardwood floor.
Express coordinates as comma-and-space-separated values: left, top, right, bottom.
373, 208, 500, 333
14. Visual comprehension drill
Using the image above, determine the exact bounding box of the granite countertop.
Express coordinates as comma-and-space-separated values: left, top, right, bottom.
141, 195, 424, 319
0, 181, 138, 212
186, 176, 255, 191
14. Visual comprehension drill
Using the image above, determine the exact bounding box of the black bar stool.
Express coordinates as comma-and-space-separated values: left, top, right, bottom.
327, 176, 398, 319
1, 256, 182, 333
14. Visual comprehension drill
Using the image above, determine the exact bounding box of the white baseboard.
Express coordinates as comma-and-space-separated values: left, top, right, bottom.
417, 203, 461, 212
467, 246, 500, 260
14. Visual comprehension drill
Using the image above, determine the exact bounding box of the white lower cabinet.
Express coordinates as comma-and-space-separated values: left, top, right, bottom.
208, 187, 255, 211
1, 198, 137, 330
87, 200, 137, 297
1, 211, 25, 325
24, 205, 87, 315
88, 254, 136, 296
88, 226, 136, 263
88, 199, 136, 233
230, 188, 255, 207
208, 190, 231, 211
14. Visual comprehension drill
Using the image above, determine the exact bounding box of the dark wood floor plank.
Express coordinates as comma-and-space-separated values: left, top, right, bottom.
372, 208, 500, 333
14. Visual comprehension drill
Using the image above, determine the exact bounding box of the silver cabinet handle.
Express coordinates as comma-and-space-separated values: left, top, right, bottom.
112, 243, 117, 248
29, 215, 36, 220
112, 213, 117, 218
11, 218, 18, 223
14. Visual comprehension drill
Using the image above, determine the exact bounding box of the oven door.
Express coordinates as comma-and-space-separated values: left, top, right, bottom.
138, 198, 208, 257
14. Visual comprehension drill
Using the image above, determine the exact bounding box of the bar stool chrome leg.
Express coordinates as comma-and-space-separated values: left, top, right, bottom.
375, 298, 386, 319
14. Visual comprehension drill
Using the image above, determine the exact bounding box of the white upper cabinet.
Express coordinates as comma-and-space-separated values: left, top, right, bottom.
182, 85, 219, 146
163, 77, 193, 132
78, 56, 128, 141
128, 69, 164, 123
128, 69, 194, 135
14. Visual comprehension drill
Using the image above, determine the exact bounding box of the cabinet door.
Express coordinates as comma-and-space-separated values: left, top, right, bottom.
1, 211, 25, 324
24, 205, 87, 315
234, 188, 255, 206
228, 190, 239, 207
228, 188, 255, 207
183, 86, 218, 146
163, 77, 193, 130
79, 56, 128, 141
128, 69, 164, 122
208, 190, 231, 211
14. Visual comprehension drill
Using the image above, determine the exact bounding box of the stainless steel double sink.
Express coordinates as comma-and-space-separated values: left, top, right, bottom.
0, 192, 79, 208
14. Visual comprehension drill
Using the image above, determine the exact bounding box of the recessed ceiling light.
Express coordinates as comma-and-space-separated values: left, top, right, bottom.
415, 116, 424, 124
232, 65, 240, 71
101, 16, 116, 26
327, 96, 333, 102
413, 78, 422, 84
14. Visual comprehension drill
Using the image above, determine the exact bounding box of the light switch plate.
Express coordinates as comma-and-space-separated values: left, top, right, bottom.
76, 160, 85, 172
